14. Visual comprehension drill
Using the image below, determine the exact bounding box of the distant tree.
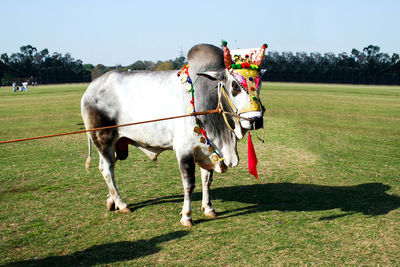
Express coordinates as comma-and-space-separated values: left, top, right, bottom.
156, 61, 174, 71
91, 64, 109, 80
130, 60, 146, 70
391, 53, 400, 75
173, 56, 186, 69
144, 61, 156, 71
84, 64, 94, 72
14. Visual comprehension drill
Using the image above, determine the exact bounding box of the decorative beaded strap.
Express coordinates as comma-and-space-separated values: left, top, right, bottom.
177, 65, 224, 164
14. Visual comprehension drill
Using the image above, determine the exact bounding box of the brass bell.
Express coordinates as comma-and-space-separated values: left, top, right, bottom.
193, 126, 201, 134
210, 154, 219, 162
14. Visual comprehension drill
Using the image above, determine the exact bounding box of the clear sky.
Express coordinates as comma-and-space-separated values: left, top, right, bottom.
1, 0, 399, 66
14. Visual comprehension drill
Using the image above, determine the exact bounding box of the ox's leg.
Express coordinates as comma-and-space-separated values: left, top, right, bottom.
98, 151, 104, 172
83, 105, 129, 213
178, 154, 196, 227
98, 148, 130, 213
200, 168, 217, 218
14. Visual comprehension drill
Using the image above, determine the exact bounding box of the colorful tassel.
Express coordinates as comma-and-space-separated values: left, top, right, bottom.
248, 132, 258, 179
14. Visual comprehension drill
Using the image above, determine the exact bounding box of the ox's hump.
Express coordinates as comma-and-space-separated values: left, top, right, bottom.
188, 44, 224, 70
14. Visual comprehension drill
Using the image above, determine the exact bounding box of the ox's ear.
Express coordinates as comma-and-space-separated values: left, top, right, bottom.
197, 70, 225, 81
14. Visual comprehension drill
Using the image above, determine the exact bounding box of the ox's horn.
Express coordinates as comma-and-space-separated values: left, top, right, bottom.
253, 43, 268, 67
222, 41, 233, 69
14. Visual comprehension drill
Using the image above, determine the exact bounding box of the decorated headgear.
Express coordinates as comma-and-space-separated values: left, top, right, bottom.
222, 41, 268, 114
222, 41, 268, 71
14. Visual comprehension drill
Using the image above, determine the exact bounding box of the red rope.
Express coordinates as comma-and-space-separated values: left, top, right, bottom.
0, 108, 221, 145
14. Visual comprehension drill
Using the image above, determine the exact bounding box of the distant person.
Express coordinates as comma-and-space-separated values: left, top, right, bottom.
22, 81, 29, 92
12, 82, 17, 92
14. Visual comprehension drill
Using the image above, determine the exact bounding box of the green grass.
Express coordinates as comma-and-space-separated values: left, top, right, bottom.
0, 82, 399, 266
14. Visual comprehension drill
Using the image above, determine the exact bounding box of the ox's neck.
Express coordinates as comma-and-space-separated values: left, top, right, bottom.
190, 69, 239, 167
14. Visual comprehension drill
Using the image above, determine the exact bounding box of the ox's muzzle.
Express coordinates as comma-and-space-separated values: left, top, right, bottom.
240, 111, 263, 130
239, 99, 264, 130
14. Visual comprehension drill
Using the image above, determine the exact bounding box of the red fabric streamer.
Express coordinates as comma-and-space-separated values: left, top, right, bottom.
248, 132, 258, 179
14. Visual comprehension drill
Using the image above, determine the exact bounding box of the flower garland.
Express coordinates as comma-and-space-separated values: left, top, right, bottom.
177, 65, 224, 164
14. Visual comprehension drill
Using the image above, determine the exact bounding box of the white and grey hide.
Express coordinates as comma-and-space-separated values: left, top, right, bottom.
81, 44, 264, 226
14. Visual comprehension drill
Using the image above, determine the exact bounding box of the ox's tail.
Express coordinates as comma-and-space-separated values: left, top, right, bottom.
85, 134, 92, 170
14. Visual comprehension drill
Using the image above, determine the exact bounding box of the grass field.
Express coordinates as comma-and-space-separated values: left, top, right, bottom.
0, 82, 399, 266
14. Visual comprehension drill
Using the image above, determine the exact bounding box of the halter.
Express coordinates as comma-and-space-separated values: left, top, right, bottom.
220, 41, 267, 141
216, 68, 263, 135
217, 81, 237, 133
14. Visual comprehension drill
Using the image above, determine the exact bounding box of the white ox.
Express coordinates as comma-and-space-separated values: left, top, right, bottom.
81, 43, 264, 226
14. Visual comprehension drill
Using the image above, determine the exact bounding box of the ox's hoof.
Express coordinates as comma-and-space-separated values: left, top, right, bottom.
180, 218, 195, 227
204, 210, 217, 218
202, 207, 217, 218
107, 199, 116, 211
119, 207, 131, 213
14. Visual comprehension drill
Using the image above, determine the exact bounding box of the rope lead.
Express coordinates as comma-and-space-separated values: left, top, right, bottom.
0, 109, 221, 145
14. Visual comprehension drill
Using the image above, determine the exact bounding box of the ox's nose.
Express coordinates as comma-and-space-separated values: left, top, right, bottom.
250, 116, 264, 130
240, 111, 263, 130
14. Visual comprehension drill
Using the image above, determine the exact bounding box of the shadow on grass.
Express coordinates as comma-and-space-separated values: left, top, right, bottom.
204, 182, 400, 222
128, 195, 183, 212
6, 230, 188, 266
130, 182, 400, 222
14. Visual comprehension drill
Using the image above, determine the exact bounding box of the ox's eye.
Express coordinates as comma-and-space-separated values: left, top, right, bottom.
232, 81, 241, 96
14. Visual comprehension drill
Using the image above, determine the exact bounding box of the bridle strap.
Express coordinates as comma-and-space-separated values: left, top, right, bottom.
218, 82, 245, 133
219, 82, 238, 113
217, 80, 258, 135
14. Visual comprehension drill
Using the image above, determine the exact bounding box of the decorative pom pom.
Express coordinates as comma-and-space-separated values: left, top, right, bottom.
251, 87, 255, 91
222, 40, 228, 46
241, 62, 251, 68
263, 43, 268, 49
249, 77, 254, 81
250, 64, 259, 70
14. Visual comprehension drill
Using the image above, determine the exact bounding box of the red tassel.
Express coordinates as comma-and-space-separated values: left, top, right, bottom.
248, 132, 258, 179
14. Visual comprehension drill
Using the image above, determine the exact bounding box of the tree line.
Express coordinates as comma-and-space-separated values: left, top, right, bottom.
87, 55, 186, 80
1, 45, 91, 85
262, 45, 400, 85
1, 44, 399, 85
